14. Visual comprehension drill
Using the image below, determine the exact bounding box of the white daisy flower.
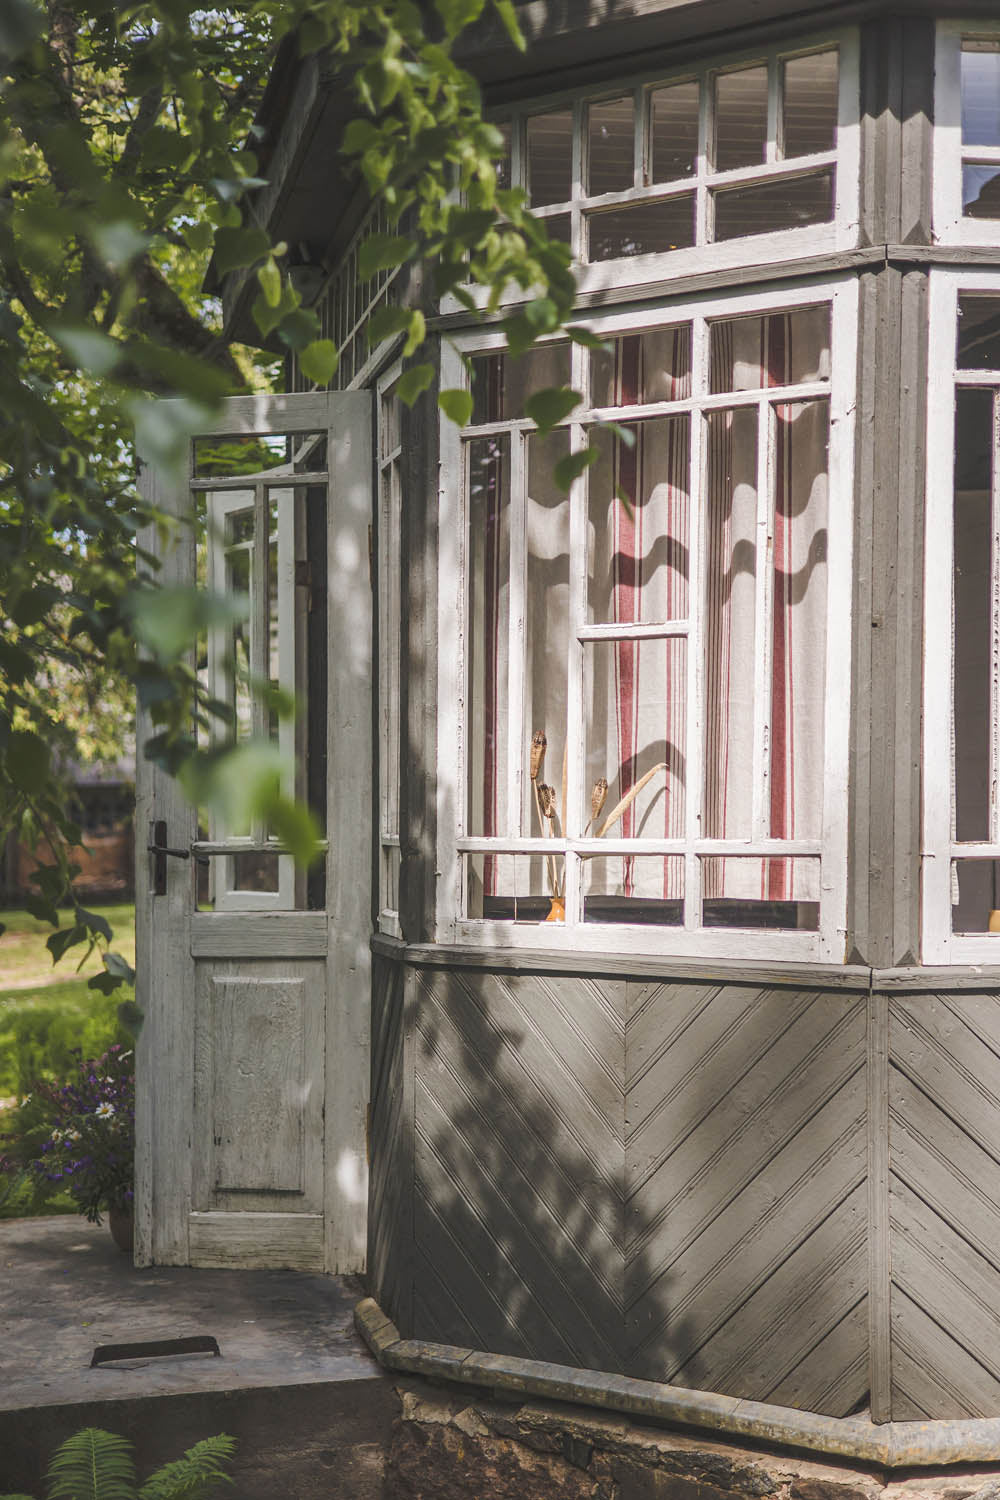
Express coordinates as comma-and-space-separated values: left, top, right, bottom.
50, 1129, 64, 1142
95, 1102, 115, 1119
68, 1129, 82, 1142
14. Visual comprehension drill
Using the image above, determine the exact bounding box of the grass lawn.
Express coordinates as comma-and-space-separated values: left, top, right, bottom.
0, 903, 135, 991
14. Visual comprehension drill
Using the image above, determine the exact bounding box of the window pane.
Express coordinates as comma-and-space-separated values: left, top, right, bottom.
962, 44, 1000, 148
194, 434, 291, 477
702, 857, 819, 928
495, 121, 512, 191
952, 861, 1000, 933
524, 430, 571, 837
233, 852, 280, 893
649, 81, 699, 184
587, 196, 695, 260
588, 96, 634, 195
467, 435, 510, 837
584, 637, 686, 839
470, 343, 571, 424
953, 387, 994, 847
782, 50, 838, 158
467, 853, 564, 921
710, 305, 831, 394
591, 325, 692, 406
963, 165, 1000, 221
587, 417, 690, 625
958, 296, 1000, 369
527, 110, 572, 206
770, 401, 829, 842
703, 407, 757, 839
583, 856, 684, 925
714, 65, 768, 172
540, 213, 572, 247
713, 170, 833, 240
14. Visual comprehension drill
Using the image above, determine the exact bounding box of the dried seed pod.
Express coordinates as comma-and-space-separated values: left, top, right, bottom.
529, 730, 547, 781
591, 778, 609, 826
538, 783, 557, 820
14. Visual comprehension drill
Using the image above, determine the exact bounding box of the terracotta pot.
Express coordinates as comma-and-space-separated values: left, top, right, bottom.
108, 1204, 134, 1253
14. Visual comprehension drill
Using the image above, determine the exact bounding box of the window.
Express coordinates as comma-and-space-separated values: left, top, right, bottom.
482, 33, 858, 295
378, 370, 403, 935
438, 284, 857, 958
925, 271, 1000, 960
934, 25, 1000, 243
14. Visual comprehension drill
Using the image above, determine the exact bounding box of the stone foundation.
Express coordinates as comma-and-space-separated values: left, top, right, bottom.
385, 1384, 1000, 1500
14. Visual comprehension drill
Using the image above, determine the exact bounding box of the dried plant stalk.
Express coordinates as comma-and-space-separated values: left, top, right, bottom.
529, 730, 547, 781
586, 778, 608, 833
596, 763, 667, 839
538, 783, 557, 820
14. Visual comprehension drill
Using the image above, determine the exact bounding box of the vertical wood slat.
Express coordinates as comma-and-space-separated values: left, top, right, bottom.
867, 983, 891, 1421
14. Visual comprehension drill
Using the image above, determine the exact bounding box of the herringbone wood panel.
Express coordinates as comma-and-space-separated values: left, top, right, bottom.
890, 993, 1000, 1418
368, 956, 410, 1328
625, 984, 868, 1416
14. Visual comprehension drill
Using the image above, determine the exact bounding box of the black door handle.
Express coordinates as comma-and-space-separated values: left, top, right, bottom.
148, 819, 189, 895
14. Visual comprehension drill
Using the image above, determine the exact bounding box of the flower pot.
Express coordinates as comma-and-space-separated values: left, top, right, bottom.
108, 1204, 134, 1253
545, 896, 565, 922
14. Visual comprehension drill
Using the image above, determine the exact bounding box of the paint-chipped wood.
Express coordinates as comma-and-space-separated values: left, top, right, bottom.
188, 1211, 325, 1270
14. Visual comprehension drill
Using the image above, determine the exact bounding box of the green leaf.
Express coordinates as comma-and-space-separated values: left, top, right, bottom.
0, 639, 33, 684
214, 226, 272, 275
567, 325, 610, 351
524, 385, 582, 434
435, 0, 485, 38
117, 999, 144, 1036
46, 1427, 136, 1500
91, 221, 148, 270
257, 256, 282, 308
298, 339, 338, 386
554, 446, 599, 491
251, 281, 300, 339
493, 0, 526, 49
6, 730, 50, 795
105, 951, 136, 982
0, 0, 44, 60
395, 363, 434, 407
138, 1434, 237, 1500
126, 585, 248, 667
403, 309, 426, 358
23, 895, 59, 927
47, 925, 87, 964
75, 905, 113, 941
277, 306, 320, 352
357, 232, 414, 281
53, 325, 120, 377
182, 220, 214, 255
10, 582, 59, 627
438, 388, 474, 427
88, 971, 122, 994
600, 420, 637, 449
366, 305, 414, 347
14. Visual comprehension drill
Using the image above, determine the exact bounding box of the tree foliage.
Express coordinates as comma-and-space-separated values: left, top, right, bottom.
0, 0, 583, 989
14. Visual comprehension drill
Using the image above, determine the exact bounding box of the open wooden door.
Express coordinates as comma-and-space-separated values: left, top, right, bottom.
134, 391, 372, 1272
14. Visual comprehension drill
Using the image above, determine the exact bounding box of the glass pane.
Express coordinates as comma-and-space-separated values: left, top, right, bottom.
194, 434, 289, 477
958, 296, 1000, 369
583, 856, 684, 925
587, 416, 690, 625
584, 637, 686, 839
952, 861, 1000, 933
591, 325, 692, 406
524, 430, 571, 838
539, 212, 572, 247
770, 401, 829, 842
782, 50, 838, 158
588, 96, 634, 195
587, 196, 695, 260
649, 82, 699, 184
467, 435, 510, 837
225, 536, 252, 744
233, 852, 280, 893
709, 304, 831, 393
703, 407, 757, 839
470, 343, 571, 424
963, 165, 1000, 220
382, 844, 401, 915
962, 44, 1000, 148
714, 65, 768, 172
467, 853, 564, 922
527, 110, 573, 206
496, 120, 512, 191
701, 857, 819, 928
953, 388, 994, 846
713, 169, 833, 240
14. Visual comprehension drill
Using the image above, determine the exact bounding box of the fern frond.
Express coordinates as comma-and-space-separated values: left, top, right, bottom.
137, 1436, 236, 1500
46, 1428, 136, 1500
0, 1490, 41, 1498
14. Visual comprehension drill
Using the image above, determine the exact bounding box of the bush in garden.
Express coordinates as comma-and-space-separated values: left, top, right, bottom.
0, 1047, 134, 1224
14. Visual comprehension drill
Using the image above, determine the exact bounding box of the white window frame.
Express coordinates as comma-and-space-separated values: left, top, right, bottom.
934, 22, 1000, 246
922, 267, 1000, 963
442, 29, 859, 318
376, 361, 404, 937
436, 277, 858, 960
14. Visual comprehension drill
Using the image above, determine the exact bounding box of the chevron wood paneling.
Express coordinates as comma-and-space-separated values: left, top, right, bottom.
889, 992, 1000, 1419
625, 982, 868, 1416
410, 966, 627, 1371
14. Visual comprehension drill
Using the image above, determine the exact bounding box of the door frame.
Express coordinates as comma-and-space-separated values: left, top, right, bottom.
134, 390, 373, 1272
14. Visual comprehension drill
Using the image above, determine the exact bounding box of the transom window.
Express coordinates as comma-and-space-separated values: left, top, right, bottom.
437, 285, 856, 958
491, 36, 858, 275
